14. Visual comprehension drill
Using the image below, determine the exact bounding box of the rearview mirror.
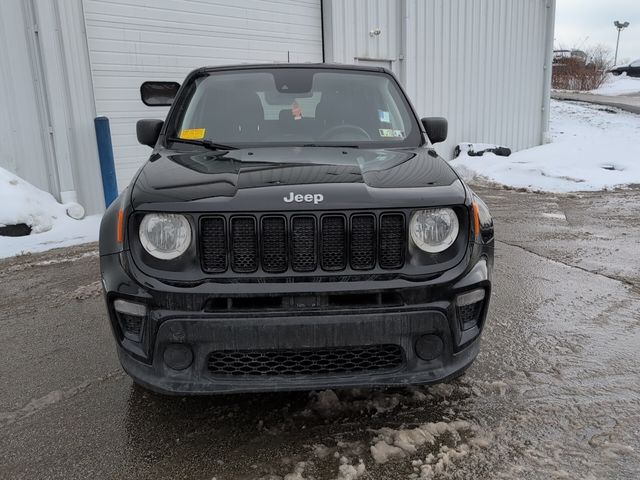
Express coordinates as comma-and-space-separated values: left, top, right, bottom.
421, 117, 448, 144
140, 81, 180, 106
137, 119, 164, 147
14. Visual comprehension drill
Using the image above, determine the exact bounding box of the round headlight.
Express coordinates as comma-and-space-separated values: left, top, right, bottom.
409, 208, 459, 253
139, 213, 191, 260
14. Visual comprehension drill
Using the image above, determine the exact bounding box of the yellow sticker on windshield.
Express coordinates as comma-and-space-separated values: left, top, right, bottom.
179, 128, 206, 140
379, 128, 404, 138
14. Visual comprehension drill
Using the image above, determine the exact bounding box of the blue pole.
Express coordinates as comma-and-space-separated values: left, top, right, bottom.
94, 116, 118, 207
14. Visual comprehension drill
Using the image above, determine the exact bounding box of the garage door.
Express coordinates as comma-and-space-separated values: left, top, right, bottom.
83, 0, 323, 190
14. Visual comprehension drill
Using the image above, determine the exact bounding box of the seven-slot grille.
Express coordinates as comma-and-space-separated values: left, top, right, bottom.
200, 212, 405, 274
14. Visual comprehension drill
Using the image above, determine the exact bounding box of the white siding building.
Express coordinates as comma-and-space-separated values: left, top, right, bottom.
0, 0, 555, 214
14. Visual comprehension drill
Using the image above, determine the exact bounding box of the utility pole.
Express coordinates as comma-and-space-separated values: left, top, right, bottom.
614, 21, 630, 65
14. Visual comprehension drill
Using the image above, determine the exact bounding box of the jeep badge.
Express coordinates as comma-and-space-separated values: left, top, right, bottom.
283, 192, 324, 204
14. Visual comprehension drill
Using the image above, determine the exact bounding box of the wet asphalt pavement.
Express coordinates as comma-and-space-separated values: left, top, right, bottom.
1, 186, 640, 480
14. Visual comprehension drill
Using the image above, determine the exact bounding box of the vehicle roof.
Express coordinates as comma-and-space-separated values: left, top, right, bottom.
194, 62, 390, 75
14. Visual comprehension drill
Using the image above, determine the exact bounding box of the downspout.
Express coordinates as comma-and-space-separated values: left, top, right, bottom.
321, 0, 334, 63
399, 0, 407, 86
320, 0, 325, 62
32, 0, 81, 209
541, 0, 556, 144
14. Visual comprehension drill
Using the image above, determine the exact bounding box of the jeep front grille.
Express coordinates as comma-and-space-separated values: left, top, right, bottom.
230, 217, 258, 273
200, 212, 406, 274
350, 214, 376, 269
291, 216, 317, 272
200, 217, 227, 273
379, 214, 406, 269
320, 215, 346, 271
261, 216, 287, 273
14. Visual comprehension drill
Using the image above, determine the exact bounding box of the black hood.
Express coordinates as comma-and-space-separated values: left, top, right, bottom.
130, 147, 466, 211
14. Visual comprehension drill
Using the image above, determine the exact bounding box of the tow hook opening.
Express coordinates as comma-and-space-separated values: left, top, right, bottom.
455, 289, 486, 331
113, 299, 147, 342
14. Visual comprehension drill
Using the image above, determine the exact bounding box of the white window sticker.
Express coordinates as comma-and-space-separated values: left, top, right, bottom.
379, 128, 404, 138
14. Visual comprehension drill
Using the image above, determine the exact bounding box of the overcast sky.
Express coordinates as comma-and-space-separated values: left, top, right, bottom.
555, 0, 639, 64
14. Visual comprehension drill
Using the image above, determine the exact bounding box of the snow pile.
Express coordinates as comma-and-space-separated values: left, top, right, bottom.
283, 462, 308, 480
286, 385, 494, 479
590, 74, 640, 96
309, 389, 344, 417
370, 420, 473, 463
0, 166, 101, 258
369, 440, 405, 464
0, 166, 70, 233
311, 441, 365, 462
336, 457, 366, 480
312, 444, 333, 459
303, 386, 446, 419
450, 100, 640, 192
370, 420, 491, 479
276, 457, 366, 480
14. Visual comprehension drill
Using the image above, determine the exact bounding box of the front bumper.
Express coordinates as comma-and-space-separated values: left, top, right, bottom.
101, 250, 492, 395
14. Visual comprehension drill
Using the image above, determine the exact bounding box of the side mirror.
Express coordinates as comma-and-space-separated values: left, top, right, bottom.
421, 117, 448, 144
140, 81, 180, 106
137, 119, 164, 147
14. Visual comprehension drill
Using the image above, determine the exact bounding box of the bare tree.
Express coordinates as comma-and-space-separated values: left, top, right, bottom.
552, 44, 614, 91
588, 44, 614, 69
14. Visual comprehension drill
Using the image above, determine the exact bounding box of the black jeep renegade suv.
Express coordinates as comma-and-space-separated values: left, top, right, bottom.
99, 64, 494, 394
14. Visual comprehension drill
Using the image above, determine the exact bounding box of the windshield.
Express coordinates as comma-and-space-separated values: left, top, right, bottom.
170, 68, 422, 148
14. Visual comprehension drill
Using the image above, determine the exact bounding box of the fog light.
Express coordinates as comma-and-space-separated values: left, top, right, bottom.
164, 344, 193, 370
456, 289, 485, 330
114, 299, 147, 341
415, 334, 443, 361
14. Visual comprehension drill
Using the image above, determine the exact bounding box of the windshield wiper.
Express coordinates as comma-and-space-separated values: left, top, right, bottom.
167, 137, 237, 151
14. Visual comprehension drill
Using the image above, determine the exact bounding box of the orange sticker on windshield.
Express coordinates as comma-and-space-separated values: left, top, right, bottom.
179, 128, 206, 140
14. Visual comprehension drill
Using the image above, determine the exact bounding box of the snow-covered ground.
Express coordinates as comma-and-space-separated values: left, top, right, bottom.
450, 99, 640, 192
0, 166, 101, 259
590, 73, 640, 96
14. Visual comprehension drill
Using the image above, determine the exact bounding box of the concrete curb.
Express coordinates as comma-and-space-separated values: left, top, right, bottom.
551, 91, 640, 115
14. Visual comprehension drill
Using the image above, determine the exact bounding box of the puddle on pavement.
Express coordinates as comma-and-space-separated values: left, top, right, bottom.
115, 244, 640, 480
6, 241, 636, 480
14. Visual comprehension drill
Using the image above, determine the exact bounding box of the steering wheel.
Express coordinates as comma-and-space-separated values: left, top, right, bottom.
319, 124, 372, 141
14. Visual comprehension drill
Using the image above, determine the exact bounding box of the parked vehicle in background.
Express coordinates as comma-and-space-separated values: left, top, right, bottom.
553, 49, 588, 64
609, 59, 640, 77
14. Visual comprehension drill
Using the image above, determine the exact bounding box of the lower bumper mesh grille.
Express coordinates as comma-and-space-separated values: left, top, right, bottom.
207, 344, 405, 376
